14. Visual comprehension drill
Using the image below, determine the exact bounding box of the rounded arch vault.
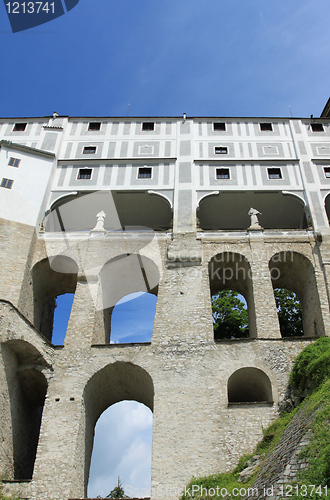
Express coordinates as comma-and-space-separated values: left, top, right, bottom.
83, 362, 154, 495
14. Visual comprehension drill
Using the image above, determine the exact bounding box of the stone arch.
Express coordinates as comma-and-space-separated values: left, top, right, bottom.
83, 362, 154, 496
228, 367, 273, 404
324, 192, 330, 225
93, 254, 160, 343
45, 190, 172, 232
269, 251, 324, 337
197, 190, 307, 230
32, 256, 78, 341
208, 252, 256, 338
0, 339, 49, 480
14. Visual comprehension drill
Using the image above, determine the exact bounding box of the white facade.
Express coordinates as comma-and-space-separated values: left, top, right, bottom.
1, 114, 330, 235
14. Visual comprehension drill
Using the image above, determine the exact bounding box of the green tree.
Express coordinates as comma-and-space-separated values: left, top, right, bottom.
274, 288, 303, 337
105, 477, 129, 499
212, 290, 249, 340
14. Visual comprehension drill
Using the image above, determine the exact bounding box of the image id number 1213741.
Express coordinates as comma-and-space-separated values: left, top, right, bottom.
5, 2, 55, 14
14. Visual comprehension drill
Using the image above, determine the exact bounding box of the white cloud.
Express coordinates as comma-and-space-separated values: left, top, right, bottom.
88, 401, 153, 499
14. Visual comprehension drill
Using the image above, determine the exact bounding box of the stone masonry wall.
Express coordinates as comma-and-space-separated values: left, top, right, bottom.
0, 222, 329, 500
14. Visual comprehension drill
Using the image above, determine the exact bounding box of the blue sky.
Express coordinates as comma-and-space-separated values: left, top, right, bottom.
1, 0, 330, 118
3, 0, 330, 496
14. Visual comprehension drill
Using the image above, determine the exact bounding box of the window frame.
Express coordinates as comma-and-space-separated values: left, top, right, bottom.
323, 167, 330, 178
83, 146, 97, 154
141, 122, 155, 131
77, 168, 93, 180
267, 167, 282, 180
259, 122, 273, 132
8, 157, 21, 168
213, 122, 226, 132
215, 146, 228, 155
88, 122, 101, 131
311, 123, 325, 132
12, 123, 27, 132
215, 168, 230, 180
1, 178, 14, 189
137, 167, 152, 179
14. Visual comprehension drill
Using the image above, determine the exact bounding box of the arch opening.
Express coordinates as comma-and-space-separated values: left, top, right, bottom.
198, 191, 307, 230
93, 254, 159, 344
1, 341, 48, 480
212, 291, 249, 340
228, 367, 273, 404
32, 256, 78, 343
87, 401, 153, 499
325, 193, 330, 225
269, 251, 324, 337
46, 190, 172, 232
209, 252, 256, 339
274, 288, 303, 338
84, 362, 154, 498
110, 292, 157, 344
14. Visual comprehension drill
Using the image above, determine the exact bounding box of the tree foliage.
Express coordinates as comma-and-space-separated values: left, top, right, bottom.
105, 477, 129, 499
212, 290, 249, 340
274, 288, 303, 337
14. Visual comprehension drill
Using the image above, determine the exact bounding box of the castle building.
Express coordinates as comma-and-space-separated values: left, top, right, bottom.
1, 103, 330, 499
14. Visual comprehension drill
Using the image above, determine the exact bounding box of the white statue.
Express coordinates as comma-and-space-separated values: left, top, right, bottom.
248, 207, 263, 230
91, 210, 106, 232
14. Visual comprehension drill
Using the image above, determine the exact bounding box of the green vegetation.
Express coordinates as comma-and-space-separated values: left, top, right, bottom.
181, 338, 330, 499
212, 288, 303, 340
212, 291, 249, 339
97, 477, 129, 499
274, 288, 303, 337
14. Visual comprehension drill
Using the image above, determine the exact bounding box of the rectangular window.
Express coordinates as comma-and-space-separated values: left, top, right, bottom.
216, 168, 230, 179
13, 123, 27, 132
138, 167, 152, 179
1, 178, 13, 189
311, 123, 324, 132
142, 122, 155, 131
215, 146, 228, 154
260, 122, 273, 131
267, 167, 282, 179
324, 167, 330, 178
8, 157, 21, 167
83, 146, 97, 154
77, 168, 92, 179
213, 122, 226, 131
88, 122, 101, 131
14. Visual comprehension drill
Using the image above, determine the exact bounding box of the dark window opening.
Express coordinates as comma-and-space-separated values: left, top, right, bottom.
88, 122, 101, 131
142, 122, 155, 131
83, 146, 96, 154
77, 168, 92, 179
274, 288, 303, 338
215, 146, 228, 154
13, 122, 27, 132
324, 167, 330, 178
1, 178, 13, 189
213, 122, 226, 131
138, 167, 152, 179
267, 167, 282, 179
311, 123, 324, 132
216, 168, 230, 179
260, 122, 273, 131
8, 157, 20, 167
